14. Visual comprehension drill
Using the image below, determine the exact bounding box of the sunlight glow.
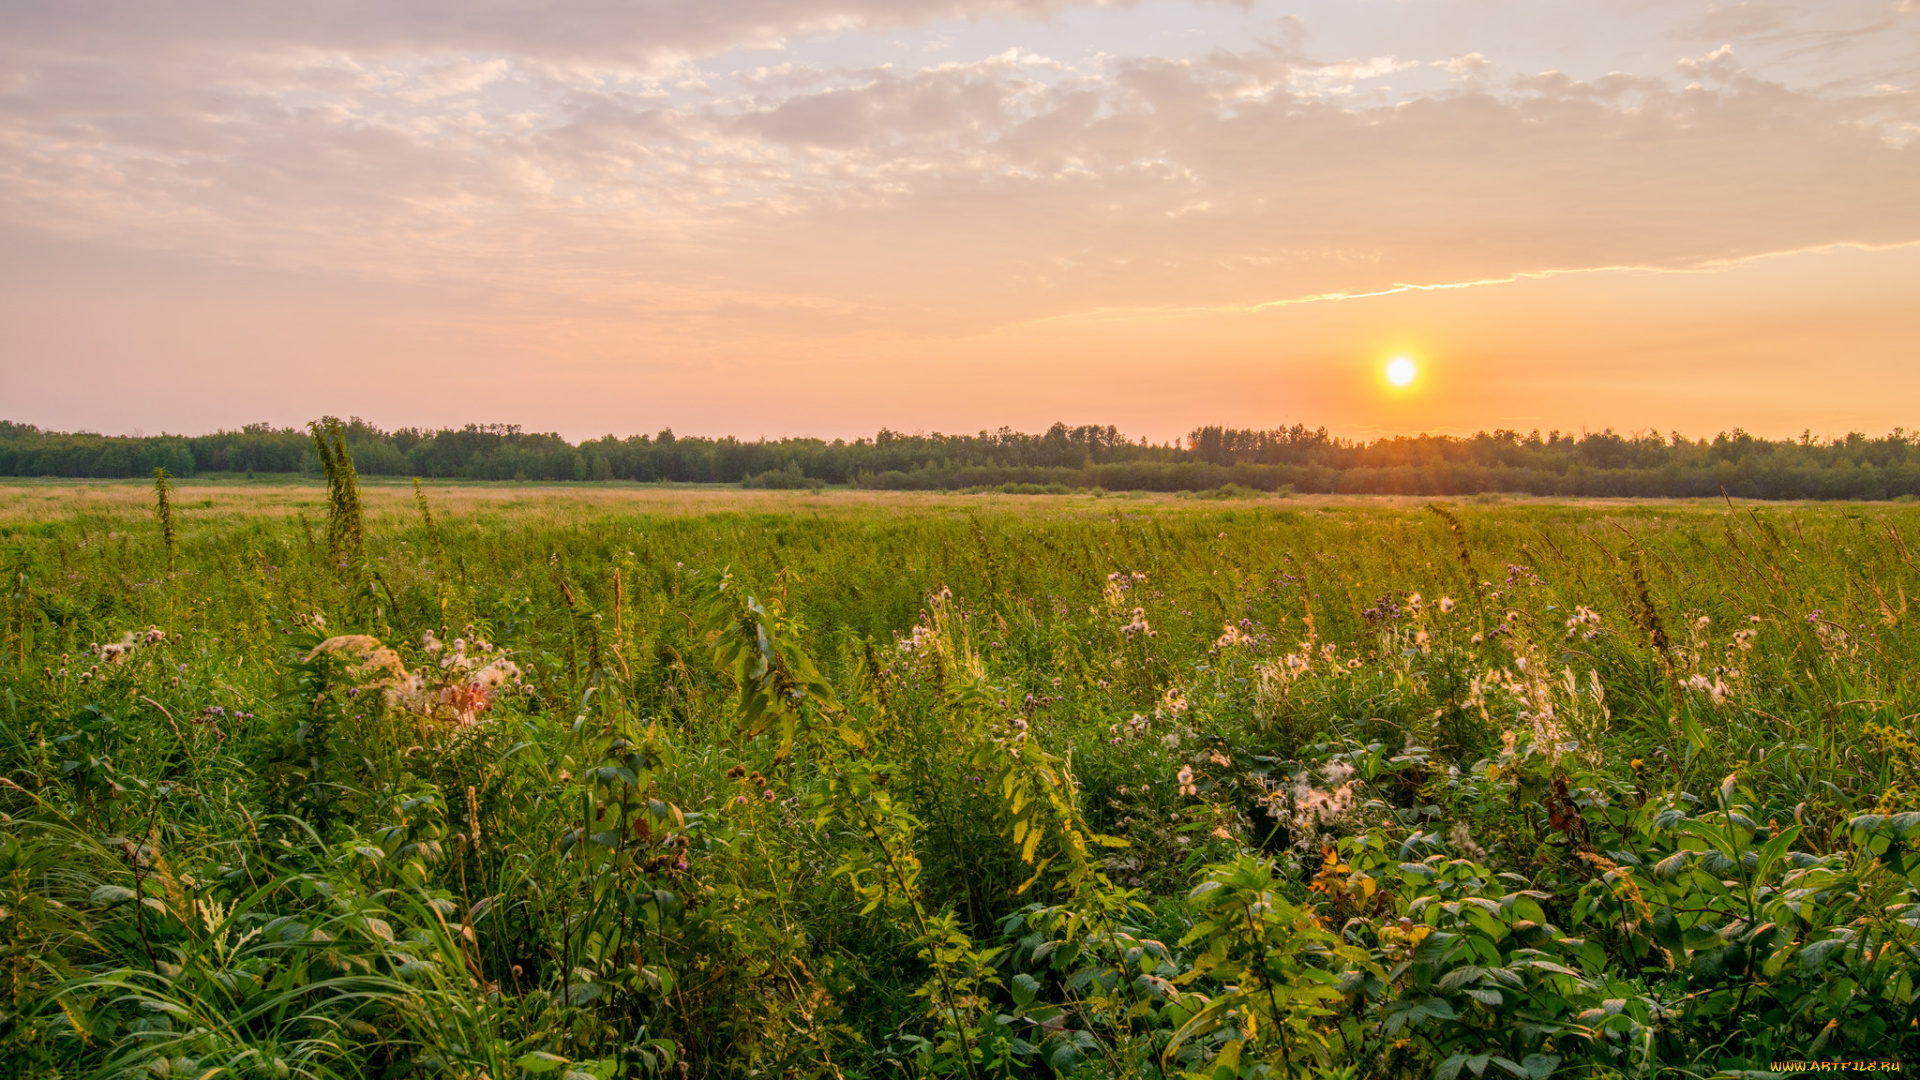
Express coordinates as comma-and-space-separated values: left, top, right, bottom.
1386, 356, 1417, 387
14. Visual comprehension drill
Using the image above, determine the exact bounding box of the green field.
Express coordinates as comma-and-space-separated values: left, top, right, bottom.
5, 475, 1920, 1078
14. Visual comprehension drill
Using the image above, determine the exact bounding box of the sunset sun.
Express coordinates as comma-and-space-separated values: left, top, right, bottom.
1386, 356, 1417, 387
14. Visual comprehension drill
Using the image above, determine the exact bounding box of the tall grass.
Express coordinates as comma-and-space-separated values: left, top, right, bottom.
3, 483, 1920, 1076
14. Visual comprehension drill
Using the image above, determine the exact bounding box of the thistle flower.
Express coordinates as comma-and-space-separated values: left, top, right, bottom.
1447, 820, 1486, 860
1564, 605, 1603, 640
1176, 765, 1197, 797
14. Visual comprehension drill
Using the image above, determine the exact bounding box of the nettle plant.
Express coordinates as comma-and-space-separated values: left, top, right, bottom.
1571, 777, 1920, 1062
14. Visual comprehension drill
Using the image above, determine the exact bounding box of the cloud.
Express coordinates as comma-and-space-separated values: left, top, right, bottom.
1687, 3, 1791, 40
1438, 53, 1489, 75
0, 2, 1915, 343
1, 0, 1128, 64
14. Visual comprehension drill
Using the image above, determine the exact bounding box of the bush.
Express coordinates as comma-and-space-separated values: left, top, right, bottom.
741, 464, 823, 490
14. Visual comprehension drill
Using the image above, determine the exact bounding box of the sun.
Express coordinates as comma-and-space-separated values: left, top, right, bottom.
1385, 356, 1417, 387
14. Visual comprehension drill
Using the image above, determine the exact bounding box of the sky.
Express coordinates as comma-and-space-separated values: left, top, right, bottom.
1, 0, 1916, 443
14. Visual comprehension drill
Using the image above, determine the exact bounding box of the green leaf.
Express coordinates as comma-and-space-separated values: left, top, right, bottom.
1437, 966, 1487, 992
1509, 894, 1547, 925
1011, 973, 1040, 1007
514, 1051, 569, 1074
1521, 1054, 1561, 1080
89, 885, 134, 905
1799, 938, 1848, 972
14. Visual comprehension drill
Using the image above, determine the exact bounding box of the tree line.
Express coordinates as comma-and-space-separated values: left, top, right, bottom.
3, 417, 1920, 499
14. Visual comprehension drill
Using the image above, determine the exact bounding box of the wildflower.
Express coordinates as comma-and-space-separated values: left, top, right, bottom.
1122, 607, 1155, 637
1288, 763, 1356, 834
1208, 750, 1232, 767
95, 632, 139, 664
897, 624, 938, 653
1695, 615, 1711, 629
1439, 597, 1456, 613
1210, 825, 1231, 839
1176, 765, 1197, 796
762, 789, 777, 802
726, 764, 747, 780
1564, 605, 1602, 640
1684, 673, 1729, 706
1214, 623, 1250, 648
1447, 820, 1486, 860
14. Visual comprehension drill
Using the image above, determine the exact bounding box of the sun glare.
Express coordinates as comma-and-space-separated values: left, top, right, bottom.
1386, 356, 1417, 387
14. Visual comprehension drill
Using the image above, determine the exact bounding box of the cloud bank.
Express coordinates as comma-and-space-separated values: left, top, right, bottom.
1, 0, 1916, 435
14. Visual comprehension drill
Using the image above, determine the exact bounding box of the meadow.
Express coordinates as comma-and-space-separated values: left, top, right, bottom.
5, 465, 1920, 1078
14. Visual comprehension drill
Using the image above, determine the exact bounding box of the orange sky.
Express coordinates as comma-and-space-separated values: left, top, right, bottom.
2, 0, 1917, 442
